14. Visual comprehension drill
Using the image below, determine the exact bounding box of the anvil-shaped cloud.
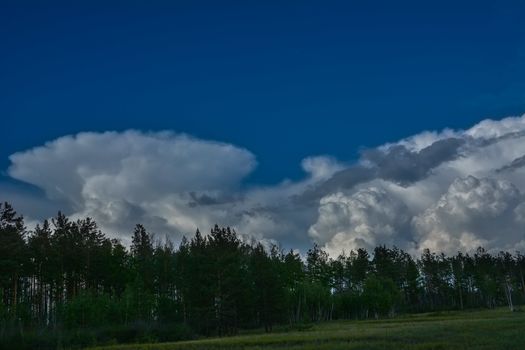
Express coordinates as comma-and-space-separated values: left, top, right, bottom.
5, 115, 525, 255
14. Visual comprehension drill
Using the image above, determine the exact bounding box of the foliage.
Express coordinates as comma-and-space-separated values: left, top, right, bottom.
1, 201, 524, 348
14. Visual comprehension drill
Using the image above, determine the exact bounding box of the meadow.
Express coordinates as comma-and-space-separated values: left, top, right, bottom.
90, 308, 524, 350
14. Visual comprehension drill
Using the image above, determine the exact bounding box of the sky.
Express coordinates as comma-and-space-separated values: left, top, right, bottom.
2, 1, 525, 255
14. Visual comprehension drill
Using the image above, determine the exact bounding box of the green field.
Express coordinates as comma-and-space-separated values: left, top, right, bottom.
90, 308, 524, 350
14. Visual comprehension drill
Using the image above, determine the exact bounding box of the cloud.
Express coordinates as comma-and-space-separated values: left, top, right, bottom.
301, 156, 345, 180
5, 114, 525, 255
413, 176, 524, 253
300, 137, 465, 201
496, 154, 525, 173
0, 182, 67, 228
9, 131, 255, 202
7, 131, 256, 242
363, 137, 465, 185
308, 114, 525, 255
308, 188, 412, 256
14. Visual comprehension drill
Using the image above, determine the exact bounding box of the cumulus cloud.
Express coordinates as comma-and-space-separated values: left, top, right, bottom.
9, 131, 255, 200
309, 114, 525, 255
5, 114, 525, 254
308, 188, 412, 256
7, 131, 256, 241
413, 176, 524, 253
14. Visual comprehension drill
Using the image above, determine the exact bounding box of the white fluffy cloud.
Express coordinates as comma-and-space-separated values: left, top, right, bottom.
8, 131, 257, 242
309, 114, 525, 255
9, 131, 256, 200
413, 176, 524, 253
308, 188, 411, 256
5, 115, 525, 254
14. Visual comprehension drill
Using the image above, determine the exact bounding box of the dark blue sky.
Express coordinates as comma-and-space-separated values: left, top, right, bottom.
2, 1, 525, 184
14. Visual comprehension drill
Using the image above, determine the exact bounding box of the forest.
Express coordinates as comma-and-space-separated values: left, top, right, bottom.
1, 201, 524, 349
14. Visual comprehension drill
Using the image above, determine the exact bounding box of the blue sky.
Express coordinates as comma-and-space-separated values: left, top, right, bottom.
2, 1, 525, 184
2, 1, 525, 253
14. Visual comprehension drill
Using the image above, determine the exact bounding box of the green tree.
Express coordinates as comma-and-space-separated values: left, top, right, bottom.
0, 202, 27, 319
362, 276, 400, 318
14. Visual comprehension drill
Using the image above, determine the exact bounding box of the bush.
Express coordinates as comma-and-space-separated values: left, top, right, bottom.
0, 322, 195, 350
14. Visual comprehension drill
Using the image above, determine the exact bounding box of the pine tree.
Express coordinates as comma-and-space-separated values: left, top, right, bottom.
0, 202, 27, 318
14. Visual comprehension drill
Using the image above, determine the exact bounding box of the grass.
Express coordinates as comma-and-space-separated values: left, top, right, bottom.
89, 308, 525, 350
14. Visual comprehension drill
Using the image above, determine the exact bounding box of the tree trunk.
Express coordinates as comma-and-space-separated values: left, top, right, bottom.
504, 282, 514, 312
458, 286, 463, 310
520, 269, 525, 294
12, 273, 18, 317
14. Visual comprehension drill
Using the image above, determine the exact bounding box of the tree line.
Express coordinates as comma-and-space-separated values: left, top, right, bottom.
1, 202, 524, 348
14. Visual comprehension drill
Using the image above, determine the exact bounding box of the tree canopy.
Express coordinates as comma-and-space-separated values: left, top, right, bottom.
0, 201, 524, 349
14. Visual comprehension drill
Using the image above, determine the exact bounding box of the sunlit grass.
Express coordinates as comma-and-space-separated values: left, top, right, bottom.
90, 308, 525, 350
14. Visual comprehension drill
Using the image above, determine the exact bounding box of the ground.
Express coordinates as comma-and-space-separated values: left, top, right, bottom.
90, 308, 524, 350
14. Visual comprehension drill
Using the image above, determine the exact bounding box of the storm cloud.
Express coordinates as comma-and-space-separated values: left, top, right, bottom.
4, 115, 525, 254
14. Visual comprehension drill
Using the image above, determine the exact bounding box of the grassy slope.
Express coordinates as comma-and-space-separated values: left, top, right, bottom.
90, 308, 525, 350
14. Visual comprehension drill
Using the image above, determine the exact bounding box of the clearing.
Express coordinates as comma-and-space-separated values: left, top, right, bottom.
90, 308, 525, 350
